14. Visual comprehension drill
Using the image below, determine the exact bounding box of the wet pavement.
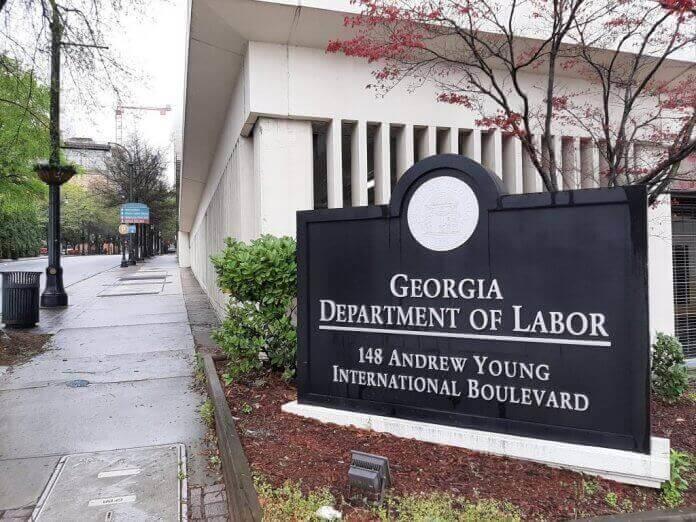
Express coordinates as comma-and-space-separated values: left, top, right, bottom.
0, 255, 215, 518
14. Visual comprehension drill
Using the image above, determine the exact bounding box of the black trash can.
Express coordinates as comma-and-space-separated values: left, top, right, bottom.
1, 271, 41, 328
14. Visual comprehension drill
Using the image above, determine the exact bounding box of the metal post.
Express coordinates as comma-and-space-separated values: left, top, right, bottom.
41, 2, 68, 308
120, 235, 128, 267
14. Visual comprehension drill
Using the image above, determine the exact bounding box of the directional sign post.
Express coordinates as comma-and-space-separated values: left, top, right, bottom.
120, 203, 150, 224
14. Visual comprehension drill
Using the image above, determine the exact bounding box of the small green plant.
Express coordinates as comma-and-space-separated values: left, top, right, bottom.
661, 450, 691, 508
212, 236, 297, 381
194, 353, 206, 385
200, 399, 215, 427
255, 477, 335, 521
208, 455, 221, 468
374, 492, 521, 521
604, 492, 618, 509
620, 498, 633, 512
241, 403, 253, 414
222, 372, 234, 386
651, 333, 689, 403
582, 478, 599, 497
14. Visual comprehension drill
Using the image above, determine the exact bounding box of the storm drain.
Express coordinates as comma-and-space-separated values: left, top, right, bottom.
32, 444, 187, 521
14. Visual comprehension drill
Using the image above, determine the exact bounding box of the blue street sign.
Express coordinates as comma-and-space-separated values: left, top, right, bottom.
129, 225, 137, 234
120, 203, 150, 224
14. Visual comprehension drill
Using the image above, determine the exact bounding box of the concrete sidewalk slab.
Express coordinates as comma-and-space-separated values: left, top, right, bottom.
0, 456, 60, 510
99, 283, 164, 296
0, 349, 194, 390
0, 376, 205, 460
42, 322, 193, 358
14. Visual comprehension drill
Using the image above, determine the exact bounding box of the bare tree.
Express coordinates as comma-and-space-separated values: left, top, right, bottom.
328, 0, 695, 199
92, 136, 176, 227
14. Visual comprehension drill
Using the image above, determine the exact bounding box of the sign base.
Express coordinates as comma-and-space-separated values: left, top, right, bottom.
282, 401, 670, 489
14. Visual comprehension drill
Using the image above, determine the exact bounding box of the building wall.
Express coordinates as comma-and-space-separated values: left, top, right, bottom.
183, 40, 676, 336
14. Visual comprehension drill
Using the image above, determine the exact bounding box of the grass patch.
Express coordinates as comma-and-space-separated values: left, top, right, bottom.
254, 477, 521, 521
255, 477, 334, 521
199, 398, 214, 428
375, 492, 521, 521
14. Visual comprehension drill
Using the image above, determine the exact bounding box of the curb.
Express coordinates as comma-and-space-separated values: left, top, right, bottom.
202, 353, 262, 522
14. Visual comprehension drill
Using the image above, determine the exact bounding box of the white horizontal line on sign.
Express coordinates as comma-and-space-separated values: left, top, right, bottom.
88, 495, 136, 507
318, 325, 612, 347
97, 468, 141, 478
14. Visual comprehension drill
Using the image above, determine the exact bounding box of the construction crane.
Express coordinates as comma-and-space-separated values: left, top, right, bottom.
114, 104, 171, 144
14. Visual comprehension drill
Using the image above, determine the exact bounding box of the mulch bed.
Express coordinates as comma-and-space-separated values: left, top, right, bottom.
219, 365, 695, 520
0, 329, 51, 366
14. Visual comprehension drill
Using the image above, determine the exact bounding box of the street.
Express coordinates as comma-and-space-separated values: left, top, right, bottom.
0, 255, 121, 312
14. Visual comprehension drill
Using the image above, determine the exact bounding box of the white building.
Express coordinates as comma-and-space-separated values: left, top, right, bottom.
178, 0, 691, 359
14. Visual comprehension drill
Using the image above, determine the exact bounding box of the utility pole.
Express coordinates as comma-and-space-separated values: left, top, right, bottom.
37, 0, 74, 308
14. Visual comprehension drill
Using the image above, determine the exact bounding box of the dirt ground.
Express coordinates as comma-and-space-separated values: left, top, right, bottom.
220, 365, 695, 521
0, 328, 51, 366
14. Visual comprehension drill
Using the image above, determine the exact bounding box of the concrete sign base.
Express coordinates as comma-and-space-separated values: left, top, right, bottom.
282, 401, 670, 489
32, 444, 188, 521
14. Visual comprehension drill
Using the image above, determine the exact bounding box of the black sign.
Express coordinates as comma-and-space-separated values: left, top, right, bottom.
297, 155, 650, 453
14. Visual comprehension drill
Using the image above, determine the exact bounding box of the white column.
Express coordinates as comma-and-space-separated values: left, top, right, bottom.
523, 135, 544, 193
580, 139, 600, 188
552, 135, 563, 190
502, 135, 524, 194
253, 118, 314, 236
417, 126, 437, 160
177, 231, 191, 268
351, 120, 368, 207
483, 129, 503, 179
326, 118, 343, 208
649, 195, 675, 338
462, 129, 482, 162
374, 122, 391, 205
440, 127, 459, 154
396, 124, 414, 178
562, 137, 582, 190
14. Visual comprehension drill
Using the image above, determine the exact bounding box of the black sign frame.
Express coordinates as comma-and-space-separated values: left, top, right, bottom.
297, 155, 650, 454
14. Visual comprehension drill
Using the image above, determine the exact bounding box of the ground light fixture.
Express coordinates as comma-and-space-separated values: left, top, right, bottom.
347, 450, 391, 504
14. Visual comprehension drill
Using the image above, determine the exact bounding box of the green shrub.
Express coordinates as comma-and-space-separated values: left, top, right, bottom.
211, 235, 297, 380
651, 333, 689, 404
661, 450, 691, 508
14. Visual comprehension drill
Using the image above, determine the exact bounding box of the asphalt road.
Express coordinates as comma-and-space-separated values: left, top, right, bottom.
0, 255, 121, 311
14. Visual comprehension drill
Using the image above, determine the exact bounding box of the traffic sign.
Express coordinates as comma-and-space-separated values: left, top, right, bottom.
118, 224, 129, 235
120, 203, 150, 224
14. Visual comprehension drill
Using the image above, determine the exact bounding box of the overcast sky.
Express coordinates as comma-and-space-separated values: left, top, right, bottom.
2, 0, 188, 183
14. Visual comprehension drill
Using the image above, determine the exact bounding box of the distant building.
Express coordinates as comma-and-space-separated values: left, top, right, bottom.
62, 138, 112, 181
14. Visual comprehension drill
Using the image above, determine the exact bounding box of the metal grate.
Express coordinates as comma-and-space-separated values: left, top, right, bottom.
671, 195, 696, 359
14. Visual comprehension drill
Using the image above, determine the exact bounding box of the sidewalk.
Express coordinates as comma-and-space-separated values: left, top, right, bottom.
0, 255, 220, 519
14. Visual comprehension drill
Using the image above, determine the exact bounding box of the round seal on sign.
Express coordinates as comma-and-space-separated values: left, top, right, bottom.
407, 176, 479, 251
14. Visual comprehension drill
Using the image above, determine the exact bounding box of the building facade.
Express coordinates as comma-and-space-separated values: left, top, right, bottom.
179, 0, 689, 357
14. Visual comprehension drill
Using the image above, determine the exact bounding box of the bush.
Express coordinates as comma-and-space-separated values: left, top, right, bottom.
651, 333, 689, 404
211, 235, 297, 380
661, 450, 691, 508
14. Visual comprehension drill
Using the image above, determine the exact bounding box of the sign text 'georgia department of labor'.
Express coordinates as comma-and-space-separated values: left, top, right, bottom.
296, 155, 650, 454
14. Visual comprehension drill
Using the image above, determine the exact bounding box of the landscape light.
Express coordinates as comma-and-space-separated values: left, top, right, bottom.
347, 451, 391, 503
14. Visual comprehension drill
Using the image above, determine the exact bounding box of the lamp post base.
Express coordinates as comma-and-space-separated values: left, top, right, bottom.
41, 269, 68, 307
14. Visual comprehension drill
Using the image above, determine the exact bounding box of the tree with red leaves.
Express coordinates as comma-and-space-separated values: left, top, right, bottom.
328, 0, 695, 198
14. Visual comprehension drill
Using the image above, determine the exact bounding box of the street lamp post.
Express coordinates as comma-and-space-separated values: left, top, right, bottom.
36, 2, 74, 308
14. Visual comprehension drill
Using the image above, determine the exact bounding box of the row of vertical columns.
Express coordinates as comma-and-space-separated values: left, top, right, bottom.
323, 116, 613, 212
